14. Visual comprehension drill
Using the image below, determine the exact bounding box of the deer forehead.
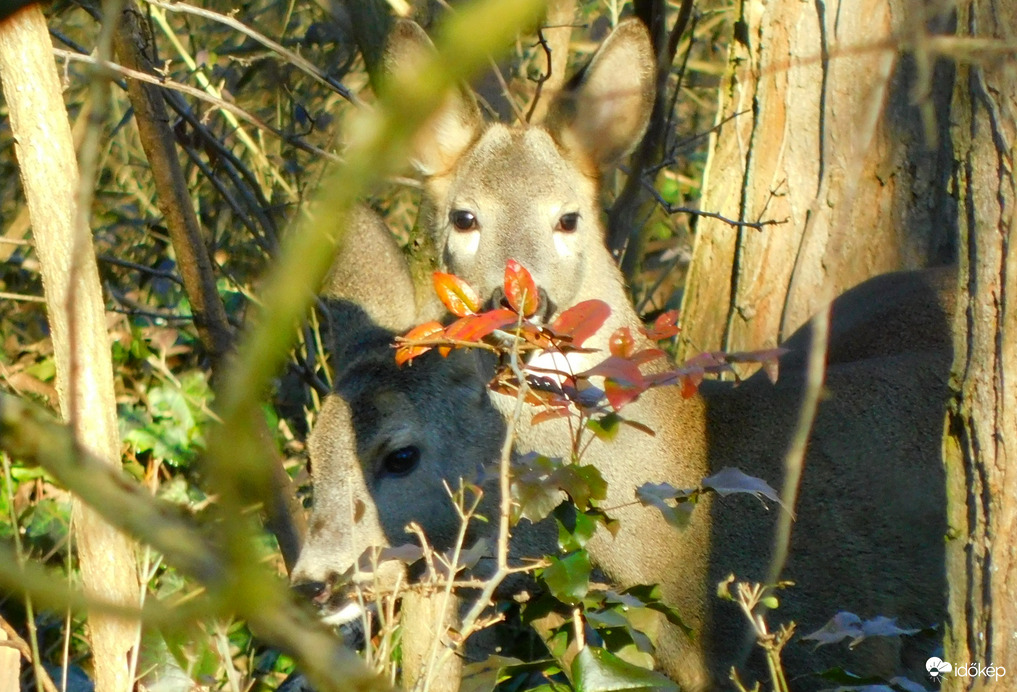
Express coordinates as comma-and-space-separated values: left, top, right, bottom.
443, 126, 597, 220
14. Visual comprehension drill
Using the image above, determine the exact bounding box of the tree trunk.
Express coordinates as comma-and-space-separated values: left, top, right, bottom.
943, 0, 1017, 686
679, 0, 956, 360
0, 7, 140, 691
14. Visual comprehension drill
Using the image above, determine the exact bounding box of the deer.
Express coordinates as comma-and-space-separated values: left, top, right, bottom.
292, 20, 953, 691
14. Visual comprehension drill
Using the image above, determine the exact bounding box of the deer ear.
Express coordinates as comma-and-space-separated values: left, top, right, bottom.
323, 205, 417, 333
384, 20, 482, 176
545, 19, 656, 168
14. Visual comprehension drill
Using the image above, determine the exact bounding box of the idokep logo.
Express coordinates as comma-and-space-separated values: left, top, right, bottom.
927, 656, 1007, 683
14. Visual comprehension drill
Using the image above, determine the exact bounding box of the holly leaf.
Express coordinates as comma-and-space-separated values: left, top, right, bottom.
572, 646, 678, 692
550, 299, 611, 347
635, 482, 698, 528
504, 259, 540, 317
702, 467, 784, 509
433, 271, 481, 317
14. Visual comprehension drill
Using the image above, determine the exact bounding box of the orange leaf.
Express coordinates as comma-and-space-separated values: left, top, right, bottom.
395, 321, 444, 365
550, 299, 611, 348
641, 310, 680, 341
433, 271, 481, 317
531, 406, 572, 425
504, 259, 540, 317
608, 327, 636, 358
444, 309, 518, 343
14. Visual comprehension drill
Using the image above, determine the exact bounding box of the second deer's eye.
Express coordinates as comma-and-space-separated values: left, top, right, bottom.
450, 210, 478, 231
382, 446, 420, 477
556, 212, 580, 232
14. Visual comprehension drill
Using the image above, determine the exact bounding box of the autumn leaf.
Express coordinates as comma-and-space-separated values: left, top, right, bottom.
641, 310, 680, 341
433, 271, 481, 317
395, 321, 444, 365
531, 405, 572, 425
444, 308, 518, 343
577, 356, 643, 386
604, 379, 645, 411
550, 299, 611, 347
608, 327, 636, 358
504, 259, 540, 317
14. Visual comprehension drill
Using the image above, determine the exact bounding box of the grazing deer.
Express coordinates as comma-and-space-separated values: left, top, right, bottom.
293, 21, 952, 692
379, 17, 951, 690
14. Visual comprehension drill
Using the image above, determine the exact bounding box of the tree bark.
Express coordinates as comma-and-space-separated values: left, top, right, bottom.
678, 0, 956, 360
0, 7, 140, 692
943, 0, 1017, 686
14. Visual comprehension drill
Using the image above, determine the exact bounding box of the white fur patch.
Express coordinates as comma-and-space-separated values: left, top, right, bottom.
321, 601, 364, 627
553, 232, 575, 258
527, 349, 581, 386
447, 228, 480, 259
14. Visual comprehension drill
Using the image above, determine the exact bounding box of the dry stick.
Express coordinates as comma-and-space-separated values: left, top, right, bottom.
112, 2, 307, 570
0, 6, 141, 692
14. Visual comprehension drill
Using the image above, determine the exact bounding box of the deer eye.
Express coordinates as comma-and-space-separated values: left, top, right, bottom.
556, 212, 580, 232
382, 446, 420, 477
450, 209, 478, 231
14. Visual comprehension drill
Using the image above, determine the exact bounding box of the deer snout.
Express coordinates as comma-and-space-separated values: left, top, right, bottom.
487, 286, 557, 323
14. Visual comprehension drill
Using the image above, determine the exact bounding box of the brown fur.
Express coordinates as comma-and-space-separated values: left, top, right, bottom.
293, 21, 951, 691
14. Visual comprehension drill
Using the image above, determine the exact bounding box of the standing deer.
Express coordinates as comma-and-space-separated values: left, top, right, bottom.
293, 20, 952, 692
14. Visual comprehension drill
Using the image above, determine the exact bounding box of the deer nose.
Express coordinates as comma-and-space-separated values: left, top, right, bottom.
291, 580, 329, 605
488, 286, 556, 322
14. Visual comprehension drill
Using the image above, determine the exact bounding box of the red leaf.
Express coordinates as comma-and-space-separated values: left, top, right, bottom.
608, 327, 636, 358
641, 310, 680, 341
444, 309, 518, 343
604, 379, 645, 411
550, 300, 611, 347
577, 356, 644, 387
629, 348, 667, 367
504, 259, 540, 317
433, 271, 480, 317
395, 321, 445, 365
531, 406, 572, 425
680, 376, 699, 399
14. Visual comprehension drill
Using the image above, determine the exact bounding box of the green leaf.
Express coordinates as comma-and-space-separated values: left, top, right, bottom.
587, 413, 621, 441
551, 464, 607, 511
572, 646, 678, 692
540, 551, 592, 606
555, 504, 599, 552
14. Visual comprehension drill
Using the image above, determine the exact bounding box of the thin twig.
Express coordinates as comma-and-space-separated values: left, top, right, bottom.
143, 0, 360, 105
524, 27, 553, 123
52, 49, 339, 162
